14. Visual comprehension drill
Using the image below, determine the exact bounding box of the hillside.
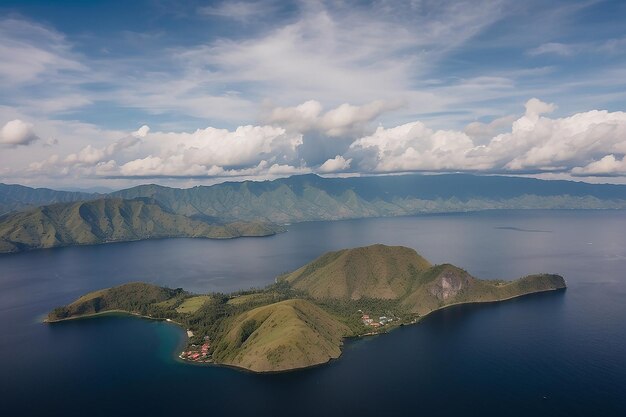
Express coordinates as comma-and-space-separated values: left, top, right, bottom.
3, 174, 626, 253
281, 245, 566, 316
47, 282, 185, 321
212, 299, 350, 372
47, 244, 566, 373
399, 263, 566, 315
0, 183, 97, 215
109, 174, 626, 222
0, 198, 282, 253
280, 244, 432, 300
7, 173, 624, 223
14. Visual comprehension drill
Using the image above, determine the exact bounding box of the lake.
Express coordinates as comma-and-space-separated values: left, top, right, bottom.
1, 210, 625, 416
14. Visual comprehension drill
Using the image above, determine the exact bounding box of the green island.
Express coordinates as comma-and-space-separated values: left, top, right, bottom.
46, 244, 566, 372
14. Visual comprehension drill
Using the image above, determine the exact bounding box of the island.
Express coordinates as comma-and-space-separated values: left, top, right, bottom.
46, 244, 566, 372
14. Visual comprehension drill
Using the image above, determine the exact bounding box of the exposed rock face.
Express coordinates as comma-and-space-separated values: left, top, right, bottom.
428, 268, 473, 301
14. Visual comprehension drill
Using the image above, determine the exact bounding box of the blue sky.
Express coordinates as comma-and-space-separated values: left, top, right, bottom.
1, 0, 626, 188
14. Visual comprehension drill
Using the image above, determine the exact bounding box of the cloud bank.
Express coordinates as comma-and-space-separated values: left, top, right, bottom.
12, 98, 625, 183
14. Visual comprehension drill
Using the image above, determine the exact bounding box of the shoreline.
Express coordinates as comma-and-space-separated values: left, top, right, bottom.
44, 285, 565, 374
354, 285, 566, 338
1, 228, 285, 256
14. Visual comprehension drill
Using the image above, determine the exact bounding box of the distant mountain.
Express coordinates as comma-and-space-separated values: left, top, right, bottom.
0, 198, 282, 253
3, 173, 626, 253
5, 174, 626, 222
110, 174, 626, 223
0, 183, 97, 215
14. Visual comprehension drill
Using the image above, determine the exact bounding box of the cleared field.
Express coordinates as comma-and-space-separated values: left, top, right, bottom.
227, 292, 275, 306
176, 296, 211, 314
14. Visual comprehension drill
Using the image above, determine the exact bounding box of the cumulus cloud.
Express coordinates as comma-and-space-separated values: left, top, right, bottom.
266, 100, 403, 137
349, 121, 478, 172
572, 155, 626, 176
348, 98, 626, 175
29, 123, 304, 179
0, 119, 39, 146
132, 125, 150, 138
21, 98, 626, 182
318, 155, 352, 173
464, 115, 516, 144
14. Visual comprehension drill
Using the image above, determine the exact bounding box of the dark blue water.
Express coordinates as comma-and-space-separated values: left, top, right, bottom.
1, 210, 625, 416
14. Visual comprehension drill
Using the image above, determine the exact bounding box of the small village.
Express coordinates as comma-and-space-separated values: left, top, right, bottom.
359, 310, 396, 329
179, 333, 212, 363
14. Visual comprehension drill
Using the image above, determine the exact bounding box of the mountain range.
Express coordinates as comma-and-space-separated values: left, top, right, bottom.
3, 173, 626, 252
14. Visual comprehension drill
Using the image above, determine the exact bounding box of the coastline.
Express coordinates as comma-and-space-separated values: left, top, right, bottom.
44, 285, 565, 373
2, 228, 285, 256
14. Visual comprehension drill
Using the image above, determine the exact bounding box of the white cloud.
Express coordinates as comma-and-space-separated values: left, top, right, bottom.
198, 1, 272, 22
265, 100, 403, 136
349, 121, 479, 172
318, 155, 352, 173
132, 125, 150, 138
348, 98, 626, 175
28, 123, 304, 179
528, 42, 576, 57
572, 155, 626, 176
464, 115, 517, 144
0, 119, 39, 146
0, 19, 85, 84
8, 97, 626, 186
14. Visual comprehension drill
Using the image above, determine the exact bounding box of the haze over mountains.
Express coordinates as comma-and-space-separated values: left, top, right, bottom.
2, 173, 626, 252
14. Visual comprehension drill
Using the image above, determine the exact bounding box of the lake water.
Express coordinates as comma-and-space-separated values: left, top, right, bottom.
1, 210, 625, 416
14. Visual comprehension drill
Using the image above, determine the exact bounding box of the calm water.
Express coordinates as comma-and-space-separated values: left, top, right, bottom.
1, 210, 625, 416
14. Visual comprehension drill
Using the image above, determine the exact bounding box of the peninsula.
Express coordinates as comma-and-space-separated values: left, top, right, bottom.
47, 244, 566, 372
0, 198, 283, 253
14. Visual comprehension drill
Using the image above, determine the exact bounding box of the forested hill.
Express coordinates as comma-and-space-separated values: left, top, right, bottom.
0, 183, 97, 215
4, 173, 626, 224
0, 198, 282, 253
109, 174, 626, 222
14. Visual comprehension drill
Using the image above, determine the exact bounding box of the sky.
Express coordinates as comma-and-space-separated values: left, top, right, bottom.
1, 0, 626, 190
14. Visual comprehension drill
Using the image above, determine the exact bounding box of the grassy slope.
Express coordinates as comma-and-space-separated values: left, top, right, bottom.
212, 299, 350, 372
47, 282, 183, 321
0, 198, 282, 253
399, 264, 566, 315
176, 296, 211, 314
281, 245, 566, 317
280, 244, 432, 300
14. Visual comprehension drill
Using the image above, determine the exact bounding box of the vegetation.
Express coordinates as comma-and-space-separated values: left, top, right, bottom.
175, 296, 212, 314
0, 183, 96, 215
47, 244, 566, 372
0, 198, 284, 253
4, 173, 626, 253
279, 244, 432, 300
